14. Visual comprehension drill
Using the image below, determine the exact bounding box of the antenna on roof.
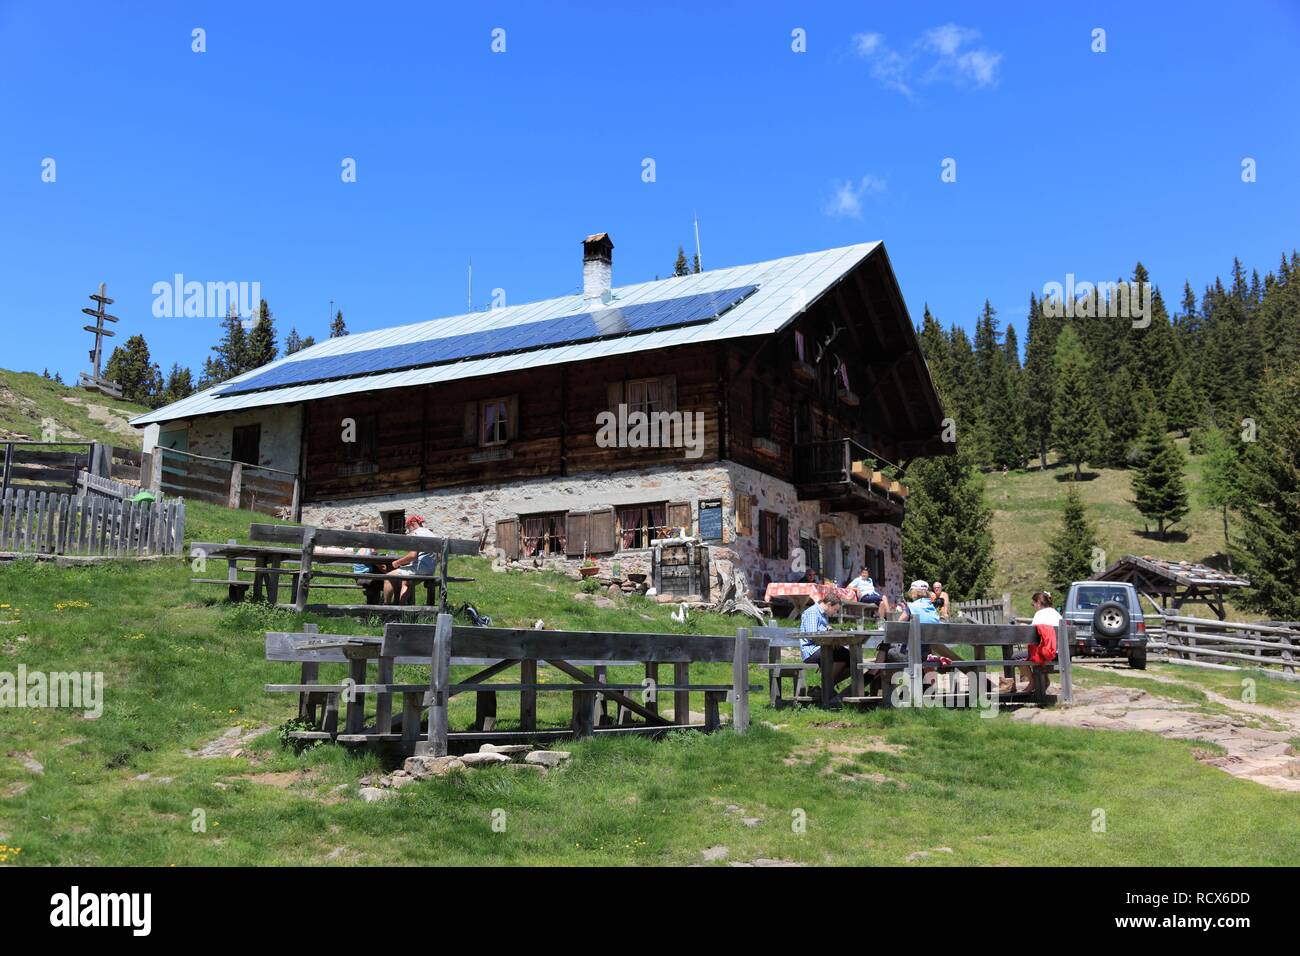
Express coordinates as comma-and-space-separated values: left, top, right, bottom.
693, 210, 704, 272
468, 257, 473, 312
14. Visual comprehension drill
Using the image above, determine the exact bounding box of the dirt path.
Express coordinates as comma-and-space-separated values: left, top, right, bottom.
1015, 665, 1300, 791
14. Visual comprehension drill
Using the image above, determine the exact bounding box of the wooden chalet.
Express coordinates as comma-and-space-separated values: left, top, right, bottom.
133, 236, 949, 595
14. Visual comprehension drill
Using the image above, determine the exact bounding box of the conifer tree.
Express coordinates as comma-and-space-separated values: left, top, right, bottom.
1046, 485, 1100, 595
104, 334, 163, 406
1130, 410, 1189, 538
673, 247, 690, 277
245, 299, 278, 369
1022, 292, 1058, 469
1164, 366, 1197, 436
1050, 325, 1104, 479
157, 364, 195, 408
900, 447, 994, 601
329, 309, 348, 338
1234, 368, 1300, 619
284, 328, 305, 355
1198, 426, 1243, 563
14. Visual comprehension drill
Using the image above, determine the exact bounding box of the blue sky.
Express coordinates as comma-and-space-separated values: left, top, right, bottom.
2, 1, 1298, 379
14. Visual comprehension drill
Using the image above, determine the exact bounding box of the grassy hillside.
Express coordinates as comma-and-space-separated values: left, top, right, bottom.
0, 369, 148, 448
982, 438, 1243, 617
1, 499, 1297, 866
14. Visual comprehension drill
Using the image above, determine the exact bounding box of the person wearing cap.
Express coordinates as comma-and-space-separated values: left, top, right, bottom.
898, 580, 942, 624
384, 514, 438, 604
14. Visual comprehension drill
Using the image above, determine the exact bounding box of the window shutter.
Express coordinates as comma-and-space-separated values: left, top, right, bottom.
463, 402, 479, 446
666, 501, 691, 536
658, 374, 677, 412
495, 518, 519, 560
589, 507, 616, 554
565, 511, 592, 557
735, 493, 752, 536
506, 394, 519, 439
606, 381, 624, 413
777, 516, 789, 559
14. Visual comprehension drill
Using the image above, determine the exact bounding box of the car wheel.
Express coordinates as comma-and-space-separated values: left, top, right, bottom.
1127, 650, 1147, 670
1093, 601, 1130, 639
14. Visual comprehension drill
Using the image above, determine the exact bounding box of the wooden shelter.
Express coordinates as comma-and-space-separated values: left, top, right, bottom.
1091, 555, 1250, 620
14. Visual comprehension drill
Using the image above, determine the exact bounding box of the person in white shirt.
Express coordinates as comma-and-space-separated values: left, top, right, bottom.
845, 565, 891, 619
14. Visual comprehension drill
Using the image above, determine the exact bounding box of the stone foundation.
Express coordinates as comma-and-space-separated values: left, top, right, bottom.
300, 458, 902, 597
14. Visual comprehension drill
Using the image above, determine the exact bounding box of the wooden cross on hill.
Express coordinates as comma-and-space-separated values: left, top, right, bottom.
78, 282, 123, 399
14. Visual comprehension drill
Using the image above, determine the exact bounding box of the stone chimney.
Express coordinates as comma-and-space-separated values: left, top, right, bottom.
582, 233, 613, 299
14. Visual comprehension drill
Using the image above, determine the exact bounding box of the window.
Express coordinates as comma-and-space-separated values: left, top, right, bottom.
865, 545, 885, 585
231, 423, 261, 466
752, 380, 771, 439
625, 378, 661, 415
480, 398, 510, 445
520, 513, 567, 556
617, 503, 668, 549
758, 511, 789, 560
382, 510, 406, 534
339, 413, 377, 476
800, 535, 821, 576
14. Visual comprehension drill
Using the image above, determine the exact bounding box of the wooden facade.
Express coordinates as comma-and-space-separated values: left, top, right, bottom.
299, 248, 946, 512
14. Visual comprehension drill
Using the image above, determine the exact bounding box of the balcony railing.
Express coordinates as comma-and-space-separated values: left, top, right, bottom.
793, 438, 882, 487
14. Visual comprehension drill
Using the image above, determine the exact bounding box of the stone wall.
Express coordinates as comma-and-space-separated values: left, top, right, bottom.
301, 457, 903, 596
144, 406, 303, 474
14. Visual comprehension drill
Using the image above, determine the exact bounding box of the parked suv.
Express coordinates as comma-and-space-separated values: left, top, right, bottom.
1062, 581, 1148, 669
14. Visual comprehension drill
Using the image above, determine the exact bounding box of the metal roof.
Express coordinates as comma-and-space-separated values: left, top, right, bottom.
1093, 555, 1252, 589
131, 242, 880, 426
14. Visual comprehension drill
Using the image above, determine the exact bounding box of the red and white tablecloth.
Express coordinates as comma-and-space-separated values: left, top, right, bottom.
763, 583, 859, 605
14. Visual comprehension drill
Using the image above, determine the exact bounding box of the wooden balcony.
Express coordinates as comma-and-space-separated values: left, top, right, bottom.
792, 439, 906, 525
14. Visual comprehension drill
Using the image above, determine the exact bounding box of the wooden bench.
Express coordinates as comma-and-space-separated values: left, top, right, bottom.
264, 618, 768, 754
750, 626, 817, 707
847, 619, 1074, 708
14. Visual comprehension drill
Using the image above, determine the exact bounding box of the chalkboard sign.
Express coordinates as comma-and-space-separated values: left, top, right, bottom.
699, 499, 723, 541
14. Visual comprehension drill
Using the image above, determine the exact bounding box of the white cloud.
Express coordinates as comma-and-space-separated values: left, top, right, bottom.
853, 23, 1002, 95
824, 175, 886, 220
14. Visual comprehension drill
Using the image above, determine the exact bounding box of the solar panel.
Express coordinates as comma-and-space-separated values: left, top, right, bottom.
217, 284, 758, 396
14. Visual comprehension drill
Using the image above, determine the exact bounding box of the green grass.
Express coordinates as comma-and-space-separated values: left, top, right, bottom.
984, 440, 1245, 618
2, 538, 1298, 866
0, 368, 148, 447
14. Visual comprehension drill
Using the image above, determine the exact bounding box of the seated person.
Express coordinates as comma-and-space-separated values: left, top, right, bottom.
1001, 590, 1060, 694
846, 565, 891, 619
384, 515, 438, 605
799, 594, 848, 695
351, 547, 387, 604
928, 580, 951, 620
875, 580, 961, 672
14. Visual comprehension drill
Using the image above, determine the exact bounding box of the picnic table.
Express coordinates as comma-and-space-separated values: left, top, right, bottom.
803, 630, 874, 707
763, 582, 860, 617
191, 523, 479, 614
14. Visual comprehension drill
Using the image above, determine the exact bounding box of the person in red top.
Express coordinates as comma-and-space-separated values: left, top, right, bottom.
1001, 590, 1061, 694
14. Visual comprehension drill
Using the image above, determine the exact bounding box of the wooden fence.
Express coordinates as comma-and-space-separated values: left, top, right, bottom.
1150, 615, 1297, 677
953, 592, 1013, 625
151, 447, 300, 519
0, 442, 145, 497
0, 487, 185, 558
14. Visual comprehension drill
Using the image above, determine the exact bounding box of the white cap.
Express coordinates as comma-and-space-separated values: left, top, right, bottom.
910, 579, 929, 592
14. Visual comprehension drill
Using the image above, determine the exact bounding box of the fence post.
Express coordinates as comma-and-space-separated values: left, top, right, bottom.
295, 526, 317, 613
732, 627, 750, 733
1058, 622, 1073, 703
228, 461, 243, 509
1, 442, 11, 498
290, 477, 301, 522
89, 442, 112, 479
1001, 592, 1013, 624
148, 449, 163, 494
907, 613, 922, 704
421, 613, 453, 757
